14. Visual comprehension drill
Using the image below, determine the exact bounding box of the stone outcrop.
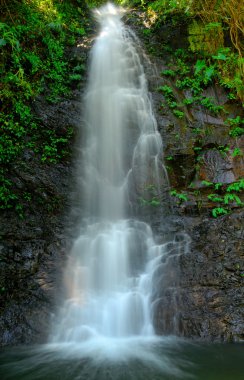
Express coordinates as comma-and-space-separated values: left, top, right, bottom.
0, 148, 72, 345
0, 91, 84, 346
137, 11, 244, 342
0, 7, 243, 346
0, 31, 93, 346
152, 212, 244, 342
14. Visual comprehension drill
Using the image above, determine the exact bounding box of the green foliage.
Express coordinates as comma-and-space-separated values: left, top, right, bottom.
173, 109, 184, 118
146, 0, 243, 101
158, 85, 176, 108
194, 60, 216, 85
158, 85, 174, 97
161, 69, 176, 77
202, 181, 224, 191
232, 148, 242, 157
224, 193, 242, 206
160, 50, 241, 151
208, 193, 223, 203
142, 0, 244, 218
212, 207, 229, 218
183, 97, 194, 105
0, 114, 26, 164
158, 84, 184, 115
200, 97, 224, 114
215, 51, 244, 101
149, 0, 191, 18
142, 28, 152, 36
229, 128, 244, 138
140, 197, 161, 207
170, 189, 188, 203
0, 174, 18, 210
214, 183, 223, 191
175, 58, 191, 75
201, 180, 213, 187
185, 179, 243, 217
174, 58, 220, 102
200, 179, 244, 216
226, 116, 242, 127
226, 179, 244, 193
0, 0, 88, 211
226, 116, 244, 137
41, 133, 72, 163
176, 77, 202, 94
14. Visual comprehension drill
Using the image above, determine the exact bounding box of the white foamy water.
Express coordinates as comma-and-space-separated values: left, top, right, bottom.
49, 3, 184, 363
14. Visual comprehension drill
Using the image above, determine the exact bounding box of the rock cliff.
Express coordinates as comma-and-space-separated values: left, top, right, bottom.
0, 7, 243, 345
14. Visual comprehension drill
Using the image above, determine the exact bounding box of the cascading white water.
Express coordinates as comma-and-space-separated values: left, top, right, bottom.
3, 4, 236, 380
49, 3, 186, 361
79, 3, 164, 220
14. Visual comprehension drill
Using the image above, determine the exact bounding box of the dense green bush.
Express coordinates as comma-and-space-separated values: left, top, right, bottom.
0, 0, 89, 210
146, 0, 243, 101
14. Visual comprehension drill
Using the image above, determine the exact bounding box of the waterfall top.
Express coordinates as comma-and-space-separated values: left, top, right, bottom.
94, 2, 126, 22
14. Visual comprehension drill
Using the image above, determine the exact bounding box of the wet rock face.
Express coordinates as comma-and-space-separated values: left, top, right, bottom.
0, 163, 70, 346
198, 149, 236, 183
32, 93, 83, 138
0, 33, 91, 346
0, 10, 243, 346
0, 93, 80, 346
180, 212, 244, 341
133, 12, 243, 342
0, 240, 65, 345
153, 211, 244, 342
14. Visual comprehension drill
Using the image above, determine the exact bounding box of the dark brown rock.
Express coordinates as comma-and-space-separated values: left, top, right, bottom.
0, 7, 243, 347
153, 211, 244, 342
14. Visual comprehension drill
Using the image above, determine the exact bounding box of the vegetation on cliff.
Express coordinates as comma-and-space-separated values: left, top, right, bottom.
119, 0, 244, 217
1, 0, 243, 217
0, 0, 243, 346
1, 0, 90, 212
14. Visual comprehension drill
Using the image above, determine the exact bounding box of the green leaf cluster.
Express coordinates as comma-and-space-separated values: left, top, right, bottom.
158, 84, 185, 117
143, 0, 244, 101
204, 180, 244, 217
0, 0, 89, 210
170, 190, 188, 203
185, 179, 244, 217
226, 117, 244, 138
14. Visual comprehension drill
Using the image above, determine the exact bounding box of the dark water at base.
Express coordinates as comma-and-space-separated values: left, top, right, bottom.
0, 339, 243, 380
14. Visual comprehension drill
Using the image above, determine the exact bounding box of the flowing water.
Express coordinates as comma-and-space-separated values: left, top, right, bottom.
49, 2, 172, 348
1, 3, 243, 379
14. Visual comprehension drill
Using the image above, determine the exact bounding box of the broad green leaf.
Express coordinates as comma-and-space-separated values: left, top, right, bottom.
195, 60, 206, 75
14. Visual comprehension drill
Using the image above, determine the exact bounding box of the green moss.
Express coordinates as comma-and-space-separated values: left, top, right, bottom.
188, 20, 224, 54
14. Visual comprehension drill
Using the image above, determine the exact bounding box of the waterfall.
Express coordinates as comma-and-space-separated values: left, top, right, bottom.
80, 3, 165, 220
4, 4, 242, 380
49, 2, 186, 359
